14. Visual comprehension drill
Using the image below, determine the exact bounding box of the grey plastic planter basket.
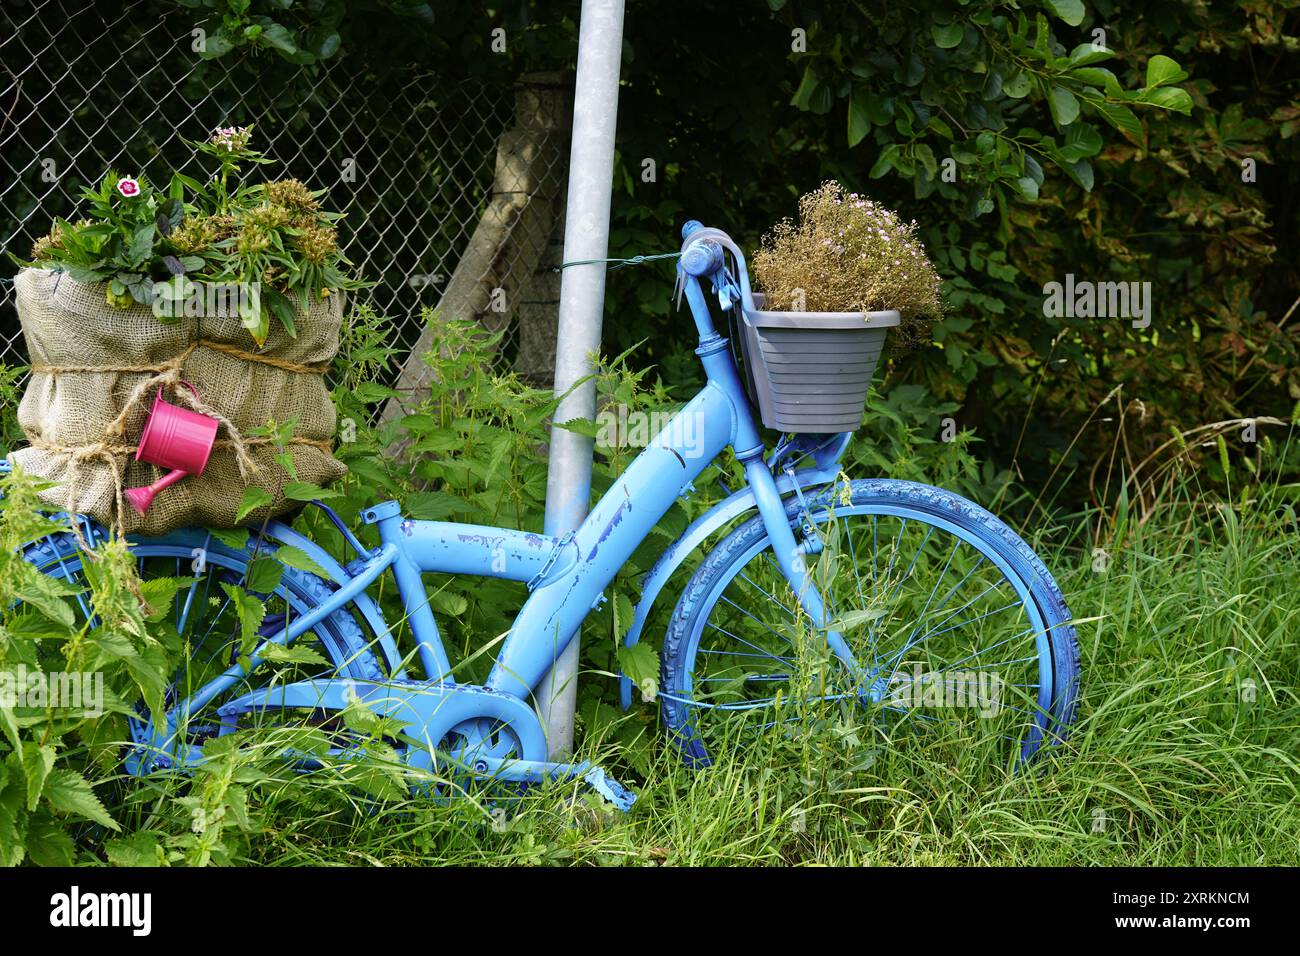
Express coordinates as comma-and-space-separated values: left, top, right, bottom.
737, 293, 900, 433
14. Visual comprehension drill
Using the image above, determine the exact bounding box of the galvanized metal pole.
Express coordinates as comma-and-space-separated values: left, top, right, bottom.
537, 0, 625, 757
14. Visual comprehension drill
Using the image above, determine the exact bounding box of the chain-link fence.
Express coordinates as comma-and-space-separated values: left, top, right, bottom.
1, 0, 570, 407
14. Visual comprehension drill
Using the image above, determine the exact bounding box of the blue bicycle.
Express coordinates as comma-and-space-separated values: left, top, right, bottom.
8, 221, 1080, 806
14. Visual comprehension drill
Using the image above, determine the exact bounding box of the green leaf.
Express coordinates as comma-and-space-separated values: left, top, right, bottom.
1145, 54, 1188, 89
62, 264, 109, 285
789, 64, 820, 111
430, 589, 468, 617
847, 91, 872, 147
1046, 0, 1085, 26
259, 643, 328, 666
159, 196, 184, 231
612, 591, 635, 642
42, 769, 120, 831
26, 814, 76, 866
264, 287, 298, 338
1134, 87, 1192, 114
235, 486, 274, 522
1024, 153, 1045, 185
406, 491, 472, 520
869, 143, 900, 178
0, 706, 20, 752
20, 743, 55, 811
208, 527, 250, 551
127, 222, 155, 264
138, 576, 193, 622
125, 642, 171, 726
257, 20, 299, 56
900, 52, 924, 86
276, 545, 332, 581
13, 574, 77, 627
1091, 101, 1144, 144
238, 283, 267, 346
617, 643, 659, 702
1067, 43, 1113, 67
1003, 71, 1032, 99
1060, 122, 1104, 161
830, 607, 891, 630
220, 582, 267, 661
913, 143, 938, 180
1071, 67, 1123, 98
245, 557, 284, 594
1063, 158, 1095, 191
554, 417, 599, 438
808, 84, 833, 114
1049, 86, 1080, 126
931, 22, 963, 49
317, 33, 342, 58
105, 831, 164, 866
197, 32, 234, 59
283, 481, 343, 502
275, 450, 299, 482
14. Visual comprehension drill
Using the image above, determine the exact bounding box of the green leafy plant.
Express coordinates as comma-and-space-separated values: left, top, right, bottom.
182, 0, 360, 64
26, 172, 190, 309
23, 127, 366, 345
0, 364, 26, 454
0, 465, 182, 865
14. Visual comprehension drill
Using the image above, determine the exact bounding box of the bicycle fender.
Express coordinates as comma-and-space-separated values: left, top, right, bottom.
262, 520, 405, 679
618, 464, 841, 709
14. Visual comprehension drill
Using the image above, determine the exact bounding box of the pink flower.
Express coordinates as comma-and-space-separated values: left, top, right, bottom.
209, 126, 253, 153
116, 177, 141, 198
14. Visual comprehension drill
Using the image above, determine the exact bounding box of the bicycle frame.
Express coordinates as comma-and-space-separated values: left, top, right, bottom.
378, 222, 856, 699
134, 223, 861, 781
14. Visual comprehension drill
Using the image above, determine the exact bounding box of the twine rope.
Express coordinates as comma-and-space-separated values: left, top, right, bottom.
27, 434, 334, 550
28, 338, 331, 377
26, 338, 334, 551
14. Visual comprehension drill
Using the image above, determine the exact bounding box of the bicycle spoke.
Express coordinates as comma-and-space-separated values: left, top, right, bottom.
735, 569, 795, 621
842, 515, 869, 612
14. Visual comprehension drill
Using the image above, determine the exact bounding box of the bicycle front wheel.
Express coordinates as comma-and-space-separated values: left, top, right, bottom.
660, 479, 1080, 769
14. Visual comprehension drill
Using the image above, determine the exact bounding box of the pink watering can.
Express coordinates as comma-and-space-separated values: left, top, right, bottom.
125, 383, 219, 515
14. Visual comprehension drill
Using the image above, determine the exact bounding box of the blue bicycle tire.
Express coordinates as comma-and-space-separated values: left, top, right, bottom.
18, 526, 384, 771
660, 479, 1080, 768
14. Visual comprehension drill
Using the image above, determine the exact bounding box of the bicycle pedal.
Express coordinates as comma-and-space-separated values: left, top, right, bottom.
582, 766, 638, 812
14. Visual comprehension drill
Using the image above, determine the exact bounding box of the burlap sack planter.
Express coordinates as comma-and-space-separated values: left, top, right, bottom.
8, 268, 347, 536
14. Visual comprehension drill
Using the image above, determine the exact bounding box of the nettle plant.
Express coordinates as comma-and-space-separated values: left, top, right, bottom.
752, 181, 944, 347
25, 126, 365, 345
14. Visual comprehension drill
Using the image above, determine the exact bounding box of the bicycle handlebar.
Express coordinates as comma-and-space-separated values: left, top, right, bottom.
680, 238, 725, 277
676, 220, 757, 322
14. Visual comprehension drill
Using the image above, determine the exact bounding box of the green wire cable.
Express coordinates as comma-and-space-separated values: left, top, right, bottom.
553, 251, 681, 272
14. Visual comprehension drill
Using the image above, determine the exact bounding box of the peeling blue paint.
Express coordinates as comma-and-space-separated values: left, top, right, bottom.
588, 489, 633, 561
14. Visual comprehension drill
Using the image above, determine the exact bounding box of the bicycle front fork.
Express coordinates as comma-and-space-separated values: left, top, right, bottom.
742, 455, 869, 689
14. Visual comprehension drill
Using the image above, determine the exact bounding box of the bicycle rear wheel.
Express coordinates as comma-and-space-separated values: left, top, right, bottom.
17, 526, 383, 772
660, 479, 1080, 768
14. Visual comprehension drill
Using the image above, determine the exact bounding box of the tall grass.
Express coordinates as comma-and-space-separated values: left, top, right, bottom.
219, 481, 1297, 866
